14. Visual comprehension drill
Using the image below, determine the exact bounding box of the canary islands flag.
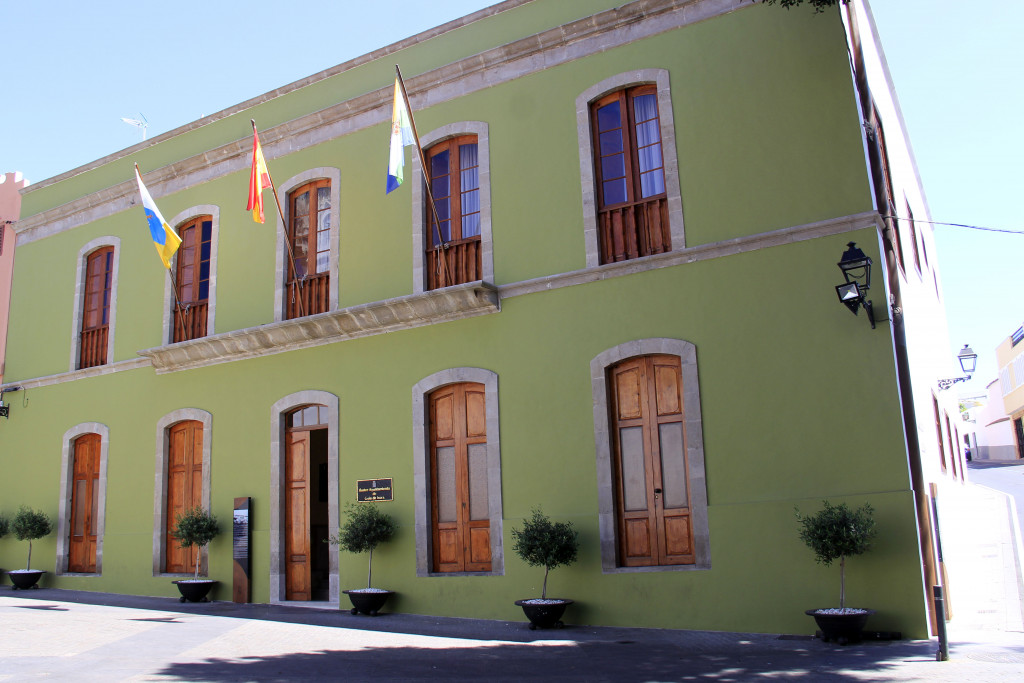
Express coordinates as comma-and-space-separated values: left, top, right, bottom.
134, 165, 182, 269
386, 75, 415, 193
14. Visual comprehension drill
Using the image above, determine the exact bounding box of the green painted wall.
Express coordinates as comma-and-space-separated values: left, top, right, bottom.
1, 2, 925, 637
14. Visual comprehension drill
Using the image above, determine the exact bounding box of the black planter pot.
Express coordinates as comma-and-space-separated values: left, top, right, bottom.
344, 589, 394, 616
9, 570, 45, 590
173, 579, 217, 603
515, 599, 573, 630
806, 608, 875, 645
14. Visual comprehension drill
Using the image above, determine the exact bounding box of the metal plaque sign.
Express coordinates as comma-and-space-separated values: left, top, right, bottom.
357, 478, 394, 502
232, 497, 251, 603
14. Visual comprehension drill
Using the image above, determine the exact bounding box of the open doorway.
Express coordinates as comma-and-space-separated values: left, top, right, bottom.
284, 405, 330, 601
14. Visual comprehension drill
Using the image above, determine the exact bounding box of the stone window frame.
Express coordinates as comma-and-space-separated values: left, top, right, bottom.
55, 422, 110, 576
69, 237, 120, 372
576, 69, 685, 268
411, 367, 504, 577
274, 169, 341, 322
412, 122, 494, 293
152, 408, 213, 577
269, 390, 340, 604
590, 338, 710, 573
163, 205, 220, 344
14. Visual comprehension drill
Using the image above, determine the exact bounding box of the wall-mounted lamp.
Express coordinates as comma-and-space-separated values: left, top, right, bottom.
0, 386, 22, 419
835, 242, 875, 329
938, 345, 977, 390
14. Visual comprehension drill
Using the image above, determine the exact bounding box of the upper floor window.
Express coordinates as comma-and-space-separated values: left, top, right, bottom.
287, 179, 331, 319
591, 85, 670, 264
577, 71, 684, 269
413, 123, 493, 295
172, 216, 212, 343
424, 135, 482, 290
80, 246, 114, 369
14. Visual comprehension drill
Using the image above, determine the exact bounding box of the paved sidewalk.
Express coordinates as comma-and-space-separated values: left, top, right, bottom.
2, 588, 1024, 681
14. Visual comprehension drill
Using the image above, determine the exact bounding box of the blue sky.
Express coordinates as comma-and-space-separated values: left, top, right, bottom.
2, 1, 1019, 393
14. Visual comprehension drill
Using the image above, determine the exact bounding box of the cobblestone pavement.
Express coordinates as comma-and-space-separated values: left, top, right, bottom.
2, 589, 1024, 682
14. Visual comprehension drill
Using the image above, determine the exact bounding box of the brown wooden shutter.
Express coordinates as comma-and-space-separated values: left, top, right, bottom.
68, 433, 101, 573
80, 246, 113, 369
285, 430, 312, 599
609, 355, 693, 567
429, 382, 491, 572
166, 421, 203, 574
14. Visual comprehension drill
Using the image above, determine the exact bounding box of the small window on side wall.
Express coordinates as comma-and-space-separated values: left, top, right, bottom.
424, 135, 482, 290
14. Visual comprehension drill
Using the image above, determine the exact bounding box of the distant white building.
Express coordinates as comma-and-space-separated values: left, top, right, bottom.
973, 378, 1019, 460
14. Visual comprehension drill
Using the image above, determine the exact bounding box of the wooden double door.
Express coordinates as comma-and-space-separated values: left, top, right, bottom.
68, 434, 101, 573
285, 417, 329, 600
608, 355, 694, 567
166, 421, 204, 574
429, 382, 491, 572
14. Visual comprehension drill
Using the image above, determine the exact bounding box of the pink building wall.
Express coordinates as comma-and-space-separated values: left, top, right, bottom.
0, 171, 28, 384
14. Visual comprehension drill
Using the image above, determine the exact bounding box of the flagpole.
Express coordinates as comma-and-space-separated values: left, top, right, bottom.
165, 268, 191, 342
252, 120, 307, 319
135, 163, 189, 341
394, 66, 454, 288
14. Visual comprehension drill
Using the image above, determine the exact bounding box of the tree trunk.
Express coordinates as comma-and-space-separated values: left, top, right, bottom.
542, 565, 550, 599
367, 548, 374, 589
26, 540, 32, 571
194, 545, 201, 581
839, 555, 846, 608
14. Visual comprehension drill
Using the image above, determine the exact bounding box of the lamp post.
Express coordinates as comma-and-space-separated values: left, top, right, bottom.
835, 242, 875, 328
938, 345, 977, 390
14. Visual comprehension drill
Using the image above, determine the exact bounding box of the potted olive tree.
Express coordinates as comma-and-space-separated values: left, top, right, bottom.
170, 506, 220, 603
797, 500, 877, 644
9, 506, 53, 590
329, 503, 398, 616
511, 508, 580, 630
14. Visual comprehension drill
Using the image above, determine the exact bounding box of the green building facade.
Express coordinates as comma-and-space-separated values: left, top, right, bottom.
1, 0, 953, 638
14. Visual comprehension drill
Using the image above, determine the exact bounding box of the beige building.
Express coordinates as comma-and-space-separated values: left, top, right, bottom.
0, 171, 28, 385
996, 324, 1024, 459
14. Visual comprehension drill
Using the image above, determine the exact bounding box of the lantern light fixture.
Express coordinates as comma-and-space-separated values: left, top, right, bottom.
835, 242, 875, 328
938, 345, 978, 390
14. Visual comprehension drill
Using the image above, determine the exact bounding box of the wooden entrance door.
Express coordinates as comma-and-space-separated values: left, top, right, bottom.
285, 430, 312, 599
166, 421, 203, 574
68, 433, 101, 573
429, 382, 491, 572
609, 355, 694, 567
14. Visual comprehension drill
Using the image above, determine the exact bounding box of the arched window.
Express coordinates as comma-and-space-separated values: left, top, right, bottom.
286, 180, 331, 318
172, 215, 212, 342
79, 246, 114, 369
423, 135, 481, 290
413, 122, 493, 294
577, 70, 684, 269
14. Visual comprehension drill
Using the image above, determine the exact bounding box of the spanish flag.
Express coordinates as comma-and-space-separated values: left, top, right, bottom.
134, 164, 182, 269
247, 125, 272, 223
